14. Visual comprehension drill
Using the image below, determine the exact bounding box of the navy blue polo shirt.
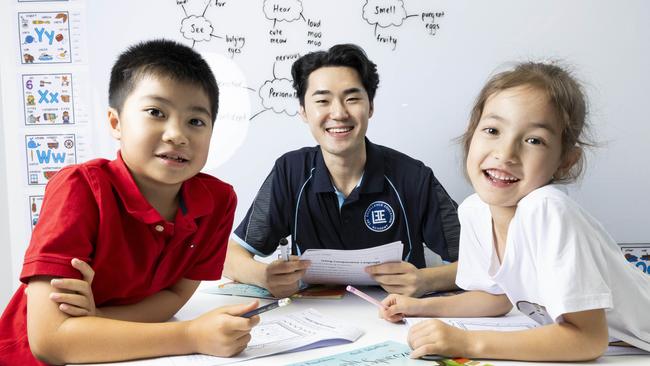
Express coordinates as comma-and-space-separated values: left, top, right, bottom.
232, 139, 459, 268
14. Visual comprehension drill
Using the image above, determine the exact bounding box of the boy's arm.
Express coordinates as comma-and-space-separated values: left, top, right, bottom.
50, 259, 198, 322
366, 261, 459, 297
409, 308, 609, 361
27, 277, 259, 364
97, 277, 198, 322
224, 240, 310, 298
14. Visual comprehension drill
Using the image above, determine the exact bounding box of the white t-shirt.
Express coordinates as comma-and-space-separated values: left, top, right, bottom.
456, 184, 650, 351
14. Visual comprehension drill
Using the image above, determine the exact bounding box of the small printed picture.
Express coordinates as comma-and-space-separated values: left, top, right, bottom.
23, 73, 75, 125
25, 134, 77, 185
621, 244, 650, 275
28, 195, 44, 230
18, 11, 71, 64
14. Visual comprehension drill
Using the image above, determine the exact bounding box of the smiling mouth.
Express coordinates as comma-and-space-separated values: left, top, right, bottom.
325, 126, 354, 134
484, 169, 520, 184
156, 153, 189, 163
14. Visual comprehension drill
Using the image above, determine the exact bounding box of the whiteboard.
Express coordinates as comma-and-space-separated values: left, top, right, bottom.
90, 0, 649, 238
2, 0, 650, 294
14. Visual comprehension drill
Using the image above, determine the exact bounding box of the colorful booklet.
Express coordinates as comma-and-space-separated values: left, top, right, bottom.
202, 281, 346, 299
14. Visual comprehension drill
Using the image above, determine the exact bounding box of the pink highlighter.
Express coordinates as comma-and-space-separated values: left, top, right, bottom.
345, 285, 388, 310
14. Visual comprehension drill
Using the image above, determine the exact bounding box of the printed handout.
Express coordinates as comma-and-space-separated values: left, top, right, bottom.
300, 241, 403, 285
92, 308, 363, 366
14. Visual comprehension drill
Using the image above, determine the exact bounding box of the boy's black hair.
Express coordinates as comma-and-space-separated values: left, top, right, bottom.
291, 44, 379, 106
109, 39, 219, 123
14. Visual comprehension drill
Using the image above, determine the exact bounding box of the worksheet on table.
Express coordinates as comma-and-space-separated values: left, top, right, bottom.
87, 308, 363, 366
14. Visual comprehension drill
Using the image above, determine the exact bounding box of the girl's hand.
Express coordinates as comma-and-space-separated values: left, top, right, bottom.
49, 258, 98, 317
187, 301, 261, 357
379, 294, 423, 322
408, 319, 469, 359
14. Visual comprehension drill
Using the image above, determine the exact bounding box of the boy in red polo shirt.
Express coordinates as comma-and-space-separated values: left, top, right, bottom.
0, 39, 260, 365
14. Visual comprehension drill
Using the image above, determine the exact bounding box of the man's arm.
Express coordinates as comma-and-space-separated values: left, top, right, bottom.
366, 261, 458, 297
223, 240, 310, 298
223, 240, 270, 288
27, 277, 259, 364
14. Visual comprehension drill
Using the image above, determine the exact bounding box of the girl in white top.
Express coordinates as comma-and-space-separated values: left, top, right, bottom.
379, 62, 650, 361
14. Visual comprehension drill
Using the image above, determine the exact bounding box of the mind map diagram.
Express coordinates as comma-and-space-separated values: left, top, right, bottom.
175, 0, 446, 121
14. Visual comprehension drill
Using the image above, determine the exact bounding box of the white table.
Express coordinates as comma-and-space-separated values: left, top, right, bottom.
170, 282, 648, 365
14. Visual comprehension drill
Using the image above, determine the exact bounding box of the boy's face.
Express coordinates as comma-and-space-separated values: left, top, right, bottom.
299, 66, 373, 161
109, 75, 213, 194
466, 86, 565, 213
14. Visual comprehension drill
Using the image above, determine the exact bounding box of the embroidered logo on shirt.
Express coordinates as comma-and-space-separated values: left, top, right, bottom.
364, 201, 395, 232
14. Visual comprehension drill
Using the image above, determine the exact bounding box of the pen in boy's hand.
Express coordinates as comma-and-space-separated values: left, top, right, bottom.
346, 285, 387, 310
279, 237, 290, 261
242, 298, 292, 318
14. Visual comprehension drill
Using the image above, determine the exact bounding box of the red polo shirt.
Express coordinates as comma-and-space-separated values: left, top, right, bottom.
0, 153, 236, 365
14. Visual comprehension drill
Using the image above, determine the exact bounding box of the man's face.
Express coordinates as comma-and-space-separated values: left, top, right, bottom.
108, 75, 213, 195
299, 66, 373, 160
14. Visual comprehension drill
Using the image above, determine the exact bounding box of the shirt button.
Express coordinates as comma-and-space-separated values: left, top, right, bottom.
155, 224, 164, 232
189, 243, 195, 248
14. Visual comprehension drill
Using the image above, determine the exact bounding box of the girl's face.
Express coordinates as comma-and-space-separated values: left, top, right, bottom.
466, 86, 566, 212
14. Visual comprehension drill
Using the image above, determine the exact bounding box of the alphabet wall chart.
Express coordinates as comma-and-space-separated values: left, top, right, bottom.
8, 0, 93, 273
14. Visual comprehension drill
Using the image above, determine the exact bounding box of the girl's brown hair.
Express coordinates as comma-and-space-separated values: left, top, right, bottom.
461, 62, 592, 183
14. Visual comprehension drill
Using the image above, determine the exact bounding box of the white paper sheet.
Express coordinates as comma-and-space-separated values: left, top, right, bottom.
406, 315, 650, 356
300, 241, 404, 285
89, 308, 363, 366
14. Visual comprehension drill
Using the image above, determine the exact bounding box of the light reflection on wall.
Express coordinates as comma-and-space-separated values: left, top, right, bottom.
201, 52, 250, 171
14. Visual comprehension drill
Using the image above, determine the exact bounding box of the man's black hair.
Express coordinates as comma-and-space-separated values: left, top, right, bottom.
291, 44, 379, 106
109, 39, 219, 123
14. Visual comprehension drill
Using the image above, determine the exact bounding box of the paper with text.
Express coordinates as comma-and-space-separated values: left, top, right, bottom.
93, 308, 363, 366
300, 241, 403, 285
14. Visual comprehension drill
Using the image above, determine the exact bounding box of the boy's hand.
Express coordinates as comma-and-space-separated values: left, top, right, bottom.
187, 301, 261, 357
408, 319, 468, 359
49, 258, 98, 317
365, 261, 425, 297
379, 294, 422, 323
263, 256, 310, 298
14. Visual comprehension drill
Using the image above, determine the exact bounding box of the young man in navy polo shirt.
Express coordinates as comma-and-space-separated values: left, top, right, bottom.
0, 40, 259, 365
224, 44, 460, 298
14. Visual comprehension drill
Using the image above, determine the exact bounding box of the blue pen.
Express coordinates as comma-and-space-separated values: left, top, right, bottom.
242, 298, 292, 318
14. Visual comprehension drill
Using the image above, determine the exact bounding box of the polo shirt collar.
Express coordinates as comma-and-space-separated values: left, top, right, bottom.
108, 152, 214, 225
312, 138, 385, 194
359, 138, 385, 194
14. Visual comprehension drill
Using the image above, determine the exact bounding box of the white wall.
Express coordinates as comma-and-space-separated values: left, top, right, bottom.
1, 1, 649, 302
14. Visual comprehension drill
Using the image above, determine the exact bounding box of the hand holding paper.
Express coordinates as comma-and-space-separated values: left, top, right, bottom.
300, 242, 403, 285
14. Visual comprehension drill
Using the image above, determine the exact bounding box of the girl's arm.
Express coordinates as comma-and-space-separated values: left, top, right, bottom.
408, 308, 609, 361
381, 290, 512, 322
27, 277, 259, 365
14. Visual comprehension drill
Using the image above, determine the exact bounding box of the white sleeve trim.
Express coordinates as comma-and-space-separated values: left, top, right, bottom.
231, 233, 268, 257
